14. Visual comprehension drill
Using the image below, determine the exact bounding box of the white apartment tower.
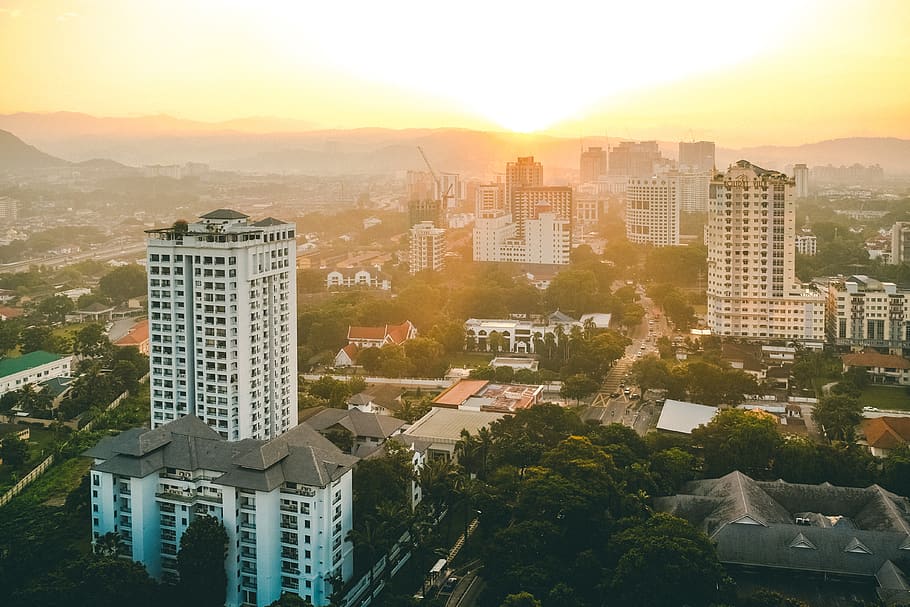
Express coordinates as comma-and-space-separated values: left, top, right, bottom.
409, 221, 446, 274
145, 209, 298, 441
625, 175, 681, 246
85, 416, 357, 607
891, 222, 910, 265
706, 161, 825, 340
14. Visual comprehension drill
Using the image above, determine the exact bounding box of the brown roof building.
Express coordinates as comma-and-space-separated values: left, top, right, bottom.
862, 417, 910, 457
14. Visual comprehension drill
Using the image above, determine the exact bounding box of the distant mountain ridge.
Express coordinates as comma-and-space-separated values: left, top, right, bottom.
0, 129, 70, 170
1, 112, 909, 176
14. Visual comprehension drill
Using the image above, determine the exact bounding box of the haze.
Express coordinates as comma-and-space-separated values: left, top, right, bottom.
1, 0, 909, 146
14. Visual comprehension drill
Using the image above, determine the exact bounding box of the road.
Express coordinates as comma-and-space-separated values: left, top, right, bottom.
0, 240, 146, 274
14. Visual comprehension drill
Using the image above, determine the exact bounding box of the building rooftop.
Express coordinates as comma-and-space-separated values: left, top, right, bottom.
84, 415, 358, 491
863, 417, 910, 451
432, 379, 542, 413
656, 399, 718, 434
843, 350, 910, 370
0, 350, 65, 379
114, 319, 149, 347
200, 209, 249, 220
403, 407, 504, 445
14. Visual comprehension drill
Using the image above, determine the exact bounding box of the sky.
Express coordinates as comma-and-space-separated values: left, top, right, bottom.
0, 0, 909, 146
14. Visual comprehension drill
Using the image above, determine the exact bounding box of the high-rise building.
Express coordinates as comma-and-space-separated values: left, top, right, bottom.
406, 170, 435, 202
679, 141, 715, 173
145, 209, 298, 441
475, 182, 506, 218
891, 222, 910, 265
86, 416, 357, 607
580, 146, 608, 183
511, 186, 573, 238
706, 161, 825, 340
793, 163, 809, 198
505, 156, 543, 207
409, 221, 446, 274
678, 171, 711, 213
472, 209, 569, 265
408, 199, 443, 227
437, 173, 462, 208
827, 275, 910, 356
625, 175, 681, 246
608, 141, 663, 177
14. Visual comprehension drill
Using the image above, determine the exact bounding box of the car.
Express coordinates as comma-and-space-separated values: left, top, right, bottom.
442, 576, 459, 592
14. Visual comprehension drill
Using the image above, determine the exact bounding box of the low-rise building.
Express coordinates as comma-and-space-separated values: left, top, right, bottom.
464, 311, 583, 354
84, 415, 358, 607
335, 321, 418, 367
0, 351, 73, 397
303, 408, 405, 457
828, 275, 910, 356
346, 385, 407, 416
861, 417, 910, 458
325, 268, 391, 291
113, 319, 150, 355
432, 379, 543, 413
655, 399, 718, 434
842, 350, 910, 386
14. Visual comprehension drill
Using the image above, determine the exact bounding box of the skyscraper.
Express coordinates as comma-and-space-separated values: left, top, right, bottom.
580, 146, 608, 183
145, 209, 298, 441
679, 141, 715, 173
793, 163, 809, 198
608, 141, 663, 176
625, 175, 681, 246
705, 161, 824, 340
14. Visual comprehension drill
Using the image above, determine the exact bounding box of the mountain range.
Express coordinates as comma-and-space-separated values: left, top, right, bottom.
1, 112, 910, 176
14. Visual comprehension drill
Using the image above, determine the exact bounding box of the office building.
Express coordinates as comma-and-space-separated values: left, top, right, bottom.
891, 222, 910, 265
608, 141, 663, 177
580, 146, 608, 183
409, 221, 446, 274
793, 163, 809, 198
145, 209, 298, 441
625, 175, 681, 246
475, 182, 506, 217
705, 161, 825, 340
85, 415, 357, 607
678, 141, 715, 173
827, 275, 910, 356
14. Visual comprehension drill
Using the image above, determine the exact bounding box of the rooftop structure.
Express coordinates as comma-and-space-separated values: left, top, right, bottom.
655, 399, 718, 434
432, 379, 543, 413
0, 350, 73, 398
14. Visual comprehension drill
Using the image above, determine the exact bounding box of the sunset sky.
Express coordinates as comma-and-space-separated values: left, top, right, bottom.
1, 0, 908, 146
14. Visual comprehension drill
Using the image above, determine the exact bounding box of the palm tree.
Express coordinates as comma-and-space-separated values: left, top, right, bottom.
346, 518, 391, 599
95, 531, 126, 557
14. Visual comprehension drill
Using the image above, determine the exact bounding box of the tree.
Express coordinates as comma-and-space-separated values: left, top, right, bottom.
560, 374, 599, 404
94, 531, 126, 557
691, 409, 782, 477
267, 594, 314, 607
0, 319, 19, 353
500, 592, 542, 607
98, 265, 147, 303
74, 323, 111, 359
404, 336, 446, 378
36, 295, 75, 323
739, 590, 810, 607
608, 514, 732, 607
0, 434, 29, 468
177, 515, 228, 607
19, 325, 67, 354
545, 269, 600, 316
812, 394, 863, 442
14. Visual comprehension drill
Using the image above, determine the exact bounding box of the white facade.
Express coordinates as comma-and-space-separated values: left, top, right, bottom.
625, 174, 681, 246
524, 212, 571, 264
706, 161, 825, 340
0, 351, 73, 397
86, 417, 356, 607
145, 209, 298, 441
409, 221, 446, 274
892, 222, 910, 265
828, 275, 910, 355
325, 268, 391, 291
678, 171, 711, 213
475, 183, 506, 217
795, 234, 817, 256
472, 211, 569, 265
465, 313, 582, 353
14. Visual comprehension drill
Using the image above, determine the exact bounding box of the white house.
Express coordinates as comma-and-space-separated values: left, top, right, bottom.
325, 268, 391, 291
0, 350, 73, 398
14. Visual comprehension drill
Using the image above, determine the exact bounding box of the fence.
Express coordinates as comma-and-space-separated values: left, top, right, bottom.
301, 374, 454, 390
0, 372, 149, 509
0, 454, 54, 507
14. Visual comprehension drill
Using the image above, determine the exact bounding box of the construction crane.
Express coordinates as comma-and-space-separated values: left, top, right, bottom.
417, 145, 454, 209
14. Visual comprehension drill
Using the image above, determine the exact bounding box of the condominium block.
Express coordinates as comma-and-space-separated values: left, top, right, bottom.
511, 186, 573, 238
609, 141, 663, 177
580, 146, 608, 183
85, 416, 357, 607
793, 163, 809, 198
145, 209, 297, 441
475, 182, 506, 218
706, 161, 825, 340
625, 175, 680, 246
505, 156, 543, 205
892, 222, 910, 265
678, 171, 711, 213
827, 275, 910, 355
409, 221, 446, 274
795, 234, 817, 256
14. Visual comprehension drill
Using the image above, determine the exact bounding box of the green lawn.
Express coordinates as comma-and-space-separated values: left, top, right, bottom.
859, 384, 910, 411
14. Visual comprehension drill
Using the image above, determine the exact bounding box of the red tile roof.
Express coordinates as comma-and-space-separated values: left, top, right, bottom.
0, 306, 23, 319
433, 380, 489, 407
348, 326, 388, 341
114, 320, 149, 346
386, 321, 415, 345
843, 350, 910, 370
347, 321, 416, 345
863, 417, 910, 450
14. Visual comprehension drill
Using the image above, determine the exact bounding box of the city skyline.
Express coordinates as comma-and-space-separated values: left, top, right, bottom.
1, 1, 909, 146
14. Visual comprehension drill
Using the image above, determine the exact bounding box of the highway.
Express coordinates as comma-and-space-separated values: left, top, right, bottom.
0, 240, 146, 274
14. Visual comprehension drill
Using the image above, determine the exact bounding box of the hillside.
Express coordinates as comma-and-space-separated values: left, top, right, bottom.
0, 129, 70, 171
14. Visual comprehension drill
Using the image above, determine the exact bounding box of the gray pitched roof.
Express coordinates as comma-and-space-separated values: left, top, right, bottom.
655, 471, 910, 582
200, 209, 249, 220
84, 415, 357, 490
252, 217, 287, 227
305, 409, 405, 440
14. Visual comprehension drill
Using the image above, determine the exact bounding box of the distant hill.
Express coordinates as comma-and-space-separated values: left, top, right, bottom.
0, 129, 70, 171
1, 112, 909, 176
